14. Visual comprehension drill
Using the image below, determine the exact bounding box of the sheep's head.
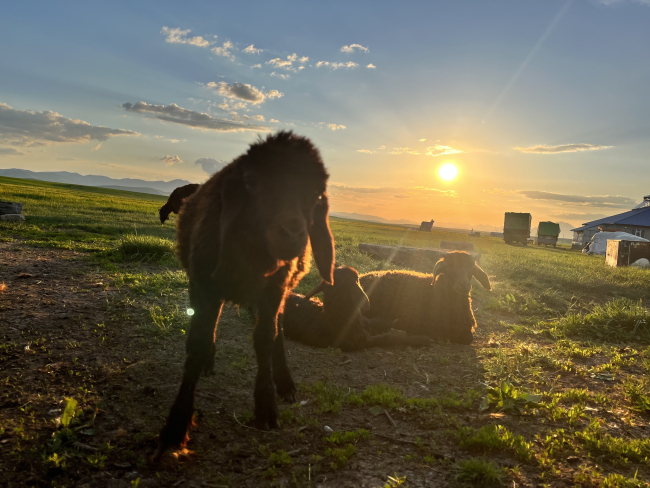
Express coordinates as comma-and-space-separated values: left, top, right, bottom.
158, 207, 169, 225
432, 251, 491, 295
305, 267, 370, 316
242, 131, 334, 283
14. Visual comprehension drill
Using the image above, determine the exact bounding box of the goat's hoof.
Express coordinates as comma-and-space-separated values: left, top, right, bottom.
275, 381, 296, 403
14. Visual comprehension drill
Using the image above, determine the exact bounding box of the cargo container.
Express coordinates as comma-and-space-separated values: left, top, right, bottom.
537, 221, 561, 248
503, 212, 531, 245
606, 240, 650, 267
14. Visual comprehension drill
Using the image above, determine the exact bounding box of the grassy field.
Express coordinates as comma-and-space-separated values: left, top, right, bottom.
1, 176, 650, 487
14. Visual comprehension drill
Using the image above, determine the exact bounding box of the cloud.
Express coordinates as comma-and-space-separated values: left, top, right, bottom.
266, 53, 308, 71
205, 81, 283, 105
122, 101, 270, 132
211, 40, 235, 60
389, 147, 420, 155
270, 119, 279, 123
0, 147, 24, 156
56, 157, 80, 161
153, 135, 181, 143
519, 190, 637, 209
514, 143, 613, 154
195, 157, 227, 174
366, 64, 376, 69
270, 72, 290, 79
552, 212, 608, 222
161, 26, 211, 47
0, 102, 138, 147
329, 183, 456, 198
425, 144, 463, 157
378, 146, 385, 149
243, 44, 262, 54
418, 139, 426, 142
318, 123, 346, 131
341, 43, 369, 53
357, 149, 376, 154
161, 155, 183, 166
315, 61, 358, 69
251, 64, 262, 68
91, 143, 102, 151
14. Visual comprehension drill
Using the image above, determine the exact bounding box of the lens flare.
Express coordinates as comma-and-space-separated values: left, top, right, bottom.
438, 163, 458, 181
187, 308, 195, 316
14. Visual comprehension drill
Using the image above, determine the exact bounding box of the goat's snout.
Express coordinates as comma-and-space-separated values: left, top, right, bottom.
453, 280, 472, 296
267, 216, 309, 260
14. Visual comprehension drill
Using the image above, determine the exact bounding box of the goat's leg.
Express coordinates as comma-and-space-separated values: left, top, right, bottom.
272, 317, 296, 402
155, 291, 223, 458
253, 282, 286, 430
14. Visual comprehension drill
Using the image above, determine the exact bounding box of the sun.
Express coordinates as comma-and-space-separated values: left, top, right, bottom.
438, 163, 458, 181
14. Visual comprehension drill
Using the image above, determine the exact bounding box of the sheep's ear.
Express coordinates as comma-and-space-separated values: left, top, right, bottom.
304, 280, 327, 299
472, 263, 491, 290
309, 193, 335, 285
432, 258, 445, 282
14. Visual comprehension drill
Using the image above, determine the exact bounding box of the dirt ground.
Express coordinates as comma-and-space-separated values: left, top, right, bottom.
2, 243, 645, 487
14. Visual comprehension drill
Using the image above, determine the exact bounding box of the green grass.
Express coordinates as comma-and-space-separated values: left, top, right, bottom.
454, 458, 505, 487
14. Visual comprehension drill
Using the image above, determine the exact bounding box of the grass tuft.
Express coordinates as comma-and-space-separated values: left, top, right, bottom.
454, 458, 505, 487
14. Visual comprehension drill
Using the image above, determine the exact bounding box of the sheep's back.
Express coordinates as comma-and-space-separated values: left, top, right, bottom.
359, 271, 433, 333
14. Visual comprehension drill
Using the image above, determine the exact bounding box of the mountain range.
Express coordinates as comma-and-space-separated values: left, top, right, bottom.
0, 168, 191, 195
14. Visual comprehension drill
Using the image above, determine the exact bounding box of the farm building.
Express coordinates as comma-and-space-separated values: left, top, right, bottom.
571, 195, 650, 249
418, 219, 435, 231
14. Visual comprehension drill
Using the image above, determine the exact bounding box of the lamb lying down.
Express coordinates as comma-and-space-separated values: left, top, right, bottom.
282, 267, 431, 351
360, 251, 491, 345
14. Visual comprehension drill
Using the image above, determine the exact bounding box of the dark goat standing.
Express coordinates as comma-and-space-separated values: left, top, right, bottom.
283, 267, 431, 351
360, 251, 491, 345
155, 132, 334, 458
158, 183, 200, 224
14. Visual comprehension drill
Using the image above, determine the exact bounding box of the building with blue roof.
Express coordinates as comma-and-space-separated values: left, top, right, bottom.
571, 196, 650, 249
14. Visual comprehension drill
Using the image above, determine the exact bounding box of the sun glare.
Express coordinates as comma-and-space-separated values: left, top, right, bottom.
438, 163, 458, 181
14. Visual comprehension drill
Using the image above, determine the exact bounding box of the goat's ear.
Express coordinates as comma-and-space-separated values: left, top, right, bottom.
472, 263, 491, 290
309, 193, 335, 285
304, 280, 327, 299
432, 257, 445, 282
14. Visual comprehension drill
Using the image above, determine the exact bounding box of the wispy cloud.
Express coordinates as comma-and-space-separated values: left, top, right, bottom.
514, 143, 613, 154
122, 102, 270, 132
0, 102, 138, 147
0, 147, 24, 156
266, 53, 308, 72
318, 122, 346, 131
160, 155, 183, 166
205, 81, 283, 105
341, 43, 369, 53
211, 40, 235, 60
425, 144, 463, 157
270, 72, 290, 79
357, 149, 376, 154
551, 211, 608, 222
366, 63, 376, 69
161, 26, 211, 47
519, 190, 637, 209
195, 157, 226, 174
316, 61, 359, 69
329, 183, 456, 198
243, 44, 262, 54
389, 147, 421, 155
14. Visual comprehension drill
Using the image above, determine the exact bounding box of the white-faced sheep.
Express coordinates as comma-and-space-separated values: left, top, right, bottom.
283, 267, 431, 351
359, 251, 491, 345
158, 183, 200, 224
154, 132, 334, 459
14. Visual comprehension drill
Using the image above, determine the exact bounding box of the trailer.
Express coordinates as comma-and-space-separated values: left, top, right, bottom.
537, 221, 561, 248
503, 212, 531, 246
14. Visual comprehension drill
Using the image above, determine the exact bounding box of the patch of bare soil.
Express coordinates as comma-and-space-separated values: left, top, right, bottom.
0, 242, 585, 487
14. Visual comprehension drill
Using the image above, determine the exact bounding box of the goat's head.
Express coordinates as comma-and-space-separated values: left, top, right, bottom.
241, 131, 334, 283
158, 207, 169, 225
432, 251, 491, 295
305, 267, 369, 315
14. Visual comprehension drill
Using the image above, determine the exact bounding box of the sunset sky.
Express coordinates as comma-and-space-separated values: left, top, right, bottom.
1, 0, 649, 231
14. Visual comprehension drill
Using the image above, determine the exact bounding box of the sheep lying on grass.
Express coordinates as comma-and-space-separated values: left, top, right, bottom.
159, 183, 200, 224
283, 267, 431, 351
155, 132, 334, 459
359, 251, 491, 345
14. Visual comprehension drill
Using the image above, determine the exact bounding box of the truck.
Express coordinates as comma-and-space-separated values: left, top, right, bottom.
537, 221, 561, 248
503, 212, 531, 246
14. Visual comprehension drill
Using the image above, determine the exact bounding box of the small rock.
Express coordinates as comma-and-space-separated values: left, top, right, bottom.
567, 456, 580, 463
323, 426, 334, 433
0, 214, 25, 222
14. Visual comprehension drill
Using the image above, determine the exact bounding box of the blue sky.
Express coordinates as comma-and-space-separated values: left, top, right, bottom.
1, 0, 649, 229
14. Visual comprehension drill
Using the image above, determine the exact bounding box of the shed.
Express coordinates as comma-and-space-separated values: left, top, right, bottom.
418, 219, 434, 232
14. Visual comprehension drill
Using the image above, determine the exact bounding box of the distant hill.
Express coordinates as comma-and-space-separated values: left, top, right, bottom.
0, 168, 191, 195
330, 212, 417, 225
98, 185, 168, 196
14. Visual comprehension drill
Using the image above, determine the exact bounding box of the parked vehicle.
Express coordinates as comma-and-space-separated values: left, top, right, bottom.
537, 221, 560, 248
504, 212, 531, 246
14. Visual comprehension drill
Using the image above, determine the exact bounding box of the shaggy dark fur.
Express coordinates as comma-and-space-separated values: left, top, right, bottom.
155, 132, 334, 459
359, 251, 491, 345
283, 267, 431, 351
158, 183, 201, 224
